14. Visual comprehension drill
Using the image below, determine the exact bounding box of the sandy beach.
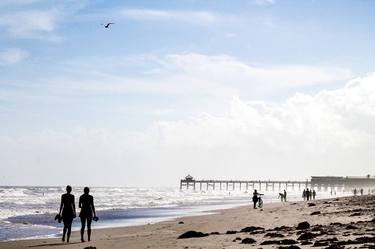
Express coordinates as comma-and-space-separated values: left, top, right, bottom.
1, 195, 374, 249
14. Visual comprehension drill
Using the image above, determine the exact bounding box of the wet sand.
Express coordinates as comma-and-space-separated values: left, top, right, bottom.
1, 195, 374, 249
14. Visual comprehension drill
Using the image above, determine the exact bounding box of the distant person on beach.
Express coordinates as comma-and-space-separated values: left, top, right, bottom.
360, 188, 363, 195
306, 188, 310, 201
312, 189, 316, 200
59, 185, 76, 243
252, 189, 263, 209
79, 187, 97, 242
302, 189, 306, 201
353, 188, 357, 196
279, 190, 287, 202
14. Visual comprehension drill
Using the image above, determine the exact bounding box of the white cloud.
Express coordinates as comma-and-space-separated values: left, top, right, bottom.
159, 53, 352, 88
120, 9, 217, 25
0, 8, 61, 38
0, 48, 28, 65
1, 73, 375, 186
49, 53, 352, 99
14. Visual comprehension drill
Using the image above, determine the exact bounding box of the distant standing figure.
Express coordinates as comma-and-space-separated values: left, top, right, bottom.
306, 188, 310, 201
283, 190, 287, 202
312, 190, 316, 200
59, 185, 76, 243
302, 189, 306, 201
79, 187, 97, 242
252, 190, 261, 209
353, 188, 357, 196
360, 188, 364, 196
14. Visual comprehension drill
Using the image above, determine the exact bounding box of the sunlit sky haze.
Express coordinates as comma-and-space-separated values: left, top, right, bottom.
1, 0, 375, 186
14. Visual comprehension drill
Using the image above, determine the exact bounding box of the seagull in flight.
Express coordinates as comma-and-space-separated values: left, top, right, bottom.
101, 22, 115, 28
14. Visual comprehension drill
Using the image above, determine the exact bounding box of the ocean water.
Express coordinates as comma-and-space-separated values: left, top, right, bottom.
0, 186, 350, 241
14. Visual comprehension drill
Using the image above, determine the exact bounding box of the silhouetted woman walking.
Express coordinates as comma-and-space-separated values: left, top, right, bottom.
79, 187, 96, 242
59, 185, 76, 243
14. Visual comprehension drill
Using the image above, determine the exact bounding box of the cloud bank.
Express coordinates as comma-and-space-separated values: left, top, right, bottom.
29, 53, 352, 100
1, 73, 375, 186
0, 48, 28, 65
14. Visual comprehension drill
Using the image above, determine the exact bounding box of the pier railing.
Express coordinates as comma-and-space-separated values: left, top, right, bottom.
180, 179, 310, 191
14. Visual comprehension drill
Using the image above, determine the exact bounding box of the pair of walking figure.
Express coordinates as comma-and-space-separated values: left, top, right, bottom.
58, 185, 97, 243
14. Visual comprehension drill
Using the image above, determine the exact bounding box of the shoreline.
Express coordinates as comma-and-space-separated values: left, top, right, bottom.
0, 199, 251, 242
0, 185, 352, 242
2, 194, 374, 248
0, 192, 344, 242
1, 200, 252, 242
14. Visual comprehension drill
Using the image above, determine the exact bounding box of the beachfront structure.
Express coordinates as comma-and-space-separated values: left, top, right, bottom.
311, 175, 375, 191
180, 175, 375, 191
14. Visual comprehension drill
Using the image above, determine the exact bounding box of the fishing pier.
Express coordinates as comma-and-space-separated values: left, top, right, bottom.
180, 175, 375, 191
180, 175, 310, 191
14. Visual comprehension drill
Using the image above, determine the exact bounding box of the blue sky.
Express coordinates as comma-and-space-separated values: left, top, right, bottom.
1, 0, 375, 186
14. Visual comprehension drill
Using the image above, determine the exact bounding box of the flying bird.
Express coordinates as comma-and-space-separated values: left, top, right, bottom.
101, 22, 115, 28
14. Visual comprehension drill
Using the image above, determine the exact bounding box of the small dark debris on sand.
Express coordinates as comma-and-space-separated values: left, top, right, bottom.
241, 237, 256, 244
296, 221, 310, 230
308, 203, 316, 207
84, 247, 97, 249
240, 226, 264, 232
297, 232, 317, 240
226, 230, 237, 234
280, 239, 298, 245
345, 224, 358, 229
310, 211, 321, 215
260, 240, 282, 245
178, 231, 209, 239
313, 240, 329, 247
178, 221, 184, 224
265, 232, 285, 238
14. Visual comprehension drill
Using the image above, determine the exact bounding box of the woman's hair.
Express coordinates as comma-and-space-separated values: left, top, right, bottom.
66, 185, 72, 193
84, 187, 90, 194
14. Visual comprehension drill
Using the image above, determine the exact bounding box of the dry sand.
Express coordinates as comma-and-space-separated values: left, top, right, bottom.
1, 195, 374, 249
